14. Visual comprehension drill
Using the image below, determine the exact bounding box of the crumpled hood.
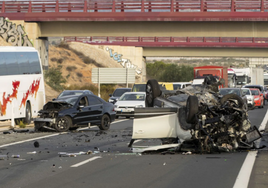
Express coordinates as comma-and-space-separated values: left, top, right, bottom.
43, 101, 72, 111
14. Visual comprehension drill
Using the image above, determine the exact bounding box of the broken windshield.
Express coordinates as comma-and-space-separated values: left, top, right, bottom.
55, 96, 79, 106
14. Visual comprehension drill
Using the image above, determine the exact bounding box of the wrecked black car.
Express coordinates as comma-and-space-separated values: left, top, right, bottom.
34, 94, 116, 132
129, 76, 262, 153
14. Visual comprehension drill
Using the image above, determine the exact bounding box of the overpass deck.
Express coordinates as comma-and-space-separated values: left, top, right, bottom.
2, 0, 268, 21
65, 36, 268, 48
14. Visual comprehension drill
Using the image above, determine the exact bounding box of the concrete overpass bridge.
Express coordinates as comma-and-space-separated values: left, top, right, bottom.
2, 0, 268, 81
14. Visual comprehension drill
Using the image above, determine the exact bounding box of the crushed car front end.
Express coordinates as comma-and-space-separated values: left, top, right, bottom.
130, 76, 262, 153
34, 101, 72, 131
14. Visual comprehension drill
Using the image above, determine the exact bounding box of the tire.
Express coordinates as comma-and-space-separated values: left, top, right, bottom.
99, 114, 111, 130
146, 79, 161, 107
54, 116, 71, 132
263, 98, 266, 105
220, 94, 244, 109
185, 96, 199, 124
23, 102, 32, 125
243, 104, 248, 111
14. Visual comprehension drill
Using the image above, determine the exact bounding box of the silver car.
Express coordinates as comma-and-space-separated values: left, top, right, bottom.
241, 88, 255, 109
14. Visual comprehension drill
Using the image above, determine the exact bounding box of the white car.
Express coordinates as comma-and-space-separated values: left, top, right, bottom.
172, 82, 192, 90
241, 88, 255, 109
114, 92, 146, 118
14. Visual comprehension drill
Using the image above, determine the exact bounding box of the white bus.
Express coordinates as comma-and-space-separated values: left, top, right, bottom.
0, 46, 46, 125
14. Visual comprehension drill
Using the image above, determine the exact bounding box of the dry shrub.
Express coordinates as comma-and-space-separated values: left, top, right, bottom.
66, 66, 77, 71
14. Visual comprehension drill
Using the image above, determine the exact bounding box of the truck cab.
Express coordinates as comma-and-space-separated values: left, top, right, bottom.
227, 69, 237, 88
193, 66, 228, 88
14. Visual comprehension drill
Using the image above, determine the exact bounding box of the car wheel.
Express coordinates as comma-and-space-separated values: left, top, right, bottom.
263, 99, 266, 105
99, 114, 111, 130
23, 102, 32, 125
146, 79, 161, 107
185, 96, 199, 124
54, 116, 71, 132
115, 115, 119, 119
243, 104, 248, 111
220, 94, 244, 109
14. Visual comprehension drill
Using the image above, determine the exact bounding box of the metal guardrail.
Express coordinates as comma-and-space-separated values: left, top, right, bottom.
1, 0, 268, 13
64, 36, 268, 48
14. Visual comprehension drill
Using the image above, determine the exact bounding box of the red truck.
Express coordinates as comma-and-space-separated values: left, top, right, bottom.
193, 65, 228, 88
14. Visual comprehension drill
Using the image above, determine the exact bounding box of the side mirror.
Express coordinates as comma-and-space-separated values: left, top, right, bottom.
77, 105, 84, 110
52, 98, 56, 101
109, 94, 112, 97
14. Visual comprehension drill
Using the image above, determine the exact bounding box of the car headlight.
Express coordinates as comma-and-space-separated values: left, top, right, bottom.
135, 105, 144, 108
254, 97, 259, 100
108, 99, 114, 102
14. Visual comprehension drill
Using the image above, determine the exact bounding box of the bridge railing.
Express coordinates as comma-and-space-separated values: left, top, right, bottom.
1, 0, 268, 13
64, 36, 268, 47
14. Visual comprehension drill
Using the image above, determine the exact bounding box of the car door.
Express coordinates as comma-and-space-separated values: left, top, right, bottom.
86, 95, 103, 123
72, 96, 92, 125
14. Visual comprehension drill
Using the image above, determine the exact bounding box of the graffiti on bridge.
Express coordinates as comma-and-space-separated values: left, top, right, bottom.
106, 47, 142, 74
0, 17, 33, 46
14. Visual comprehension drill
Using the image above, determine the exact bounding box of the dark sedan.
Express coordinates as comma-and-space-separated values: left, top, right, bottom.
34, 94, 116, 132
108, 88, 131, 104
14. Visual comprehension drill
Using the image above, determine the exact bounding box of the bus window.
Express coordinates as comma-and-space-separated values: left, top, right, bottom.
28, 52, 41, 74
0, 53, 7, 75
17, 52, 30, 74
5, 52, 20, 75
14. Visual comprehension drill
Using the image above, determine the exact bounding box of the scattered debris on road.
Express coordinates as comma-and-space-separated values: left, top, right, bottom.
34, 141, 39, 148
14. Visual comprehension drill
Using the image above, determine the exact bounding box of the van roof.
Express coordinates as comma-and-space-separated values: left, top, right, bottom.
0, 46, 36, 52
172, 82, 192, 84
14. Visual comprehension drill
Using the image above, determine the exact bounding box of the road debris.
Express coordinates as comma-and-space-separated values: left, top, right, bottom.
182, 151, 192, 155
0, 154, 8, 160
58, 150, 92, 157
34, 141, 39, 148
27, 151, 37, 154
3, 131, 12, 134
11, 155, 20, 158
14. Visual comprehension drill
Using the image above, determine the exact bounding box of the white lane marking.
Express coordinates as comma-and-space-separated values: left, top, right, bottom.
233, 151, 258, 188
113, 119, 129, 124
255, 109, 268, 148
0, 133, 67, 148
133, 139, 142, 143
233, 109, 268, 188
0, 119, 129, 148
71, 156, 102, 167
